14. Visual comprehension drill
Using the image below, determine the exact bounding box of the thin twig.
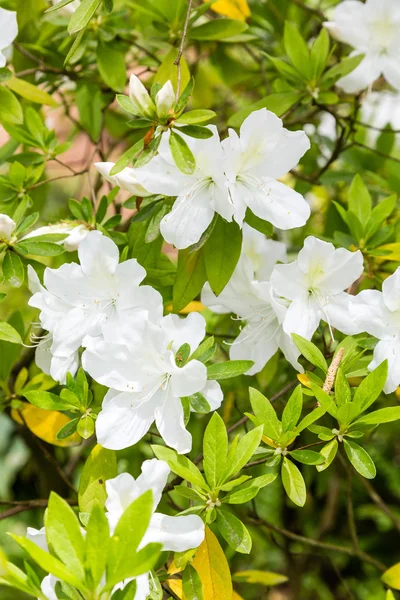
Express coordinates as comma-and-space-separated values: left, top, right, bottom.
0, 498, 77, 521
346, 472, 360, 552
174, 0, 193, 101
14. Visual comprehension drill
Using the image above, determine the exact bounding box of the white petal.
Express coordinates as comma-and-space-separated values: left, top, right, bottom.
282, 297, 320, 340
94, 162, 151, 196
323, 2, 368, 47
0, 213, 16, 241
26, 527, 48, 552
160, 185, 216, 249
78, 230, 119, 276
161, 312, 206, 354
230, 319, 279, 375
325, 292, 363, 335
135, 458, 170, 508
155, 391, 192, 454
41, 574, 58, 600
271, 261, 308, 302
349, 289, 394, 339
382, 267, 400, 312
170, 359, 207, 398
96, 391, 157, 450
336, 52, 382, 93
201, 380, 223, 410
135, 153, 192, 196
383, 53, 400, 91
145, 513, 204, 552
238, 178, 310, 231
370, 337, 400, 394
0, 8, 18, 49
317, 247, 364, 295
242, 224, 287, 281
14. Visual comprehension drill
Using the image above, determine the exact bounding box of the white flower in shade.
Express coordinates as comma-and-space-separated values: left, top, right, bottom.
0, 8, 18, 68
83, 312, 223, 453
94, 162, 152, 197
222, 108, 311, 229
324, 0, 400, 93
361, 91, 400, 145
0, 214, 16, 242
135, 129, 232, 249
202, 254, 302, 375
22, 222, 90, 252
349, 267, 400, 393
241, 223, 287, 281
271, 236, 364, 341
28, 231, 163, 383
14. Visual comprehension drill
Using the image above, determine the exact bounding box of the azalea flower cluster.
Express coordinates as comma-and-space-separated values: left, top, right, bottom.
27, 459, 205, 600
96, 105, 311, 249
29, 230, 222, 454
202, 229, 364, 375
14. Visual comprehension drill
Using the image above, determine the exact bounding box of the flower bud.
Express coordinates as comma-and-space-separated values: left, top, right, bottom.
155, 80, 175, 121
0, 213, 16, 242
129, 74, 156, 119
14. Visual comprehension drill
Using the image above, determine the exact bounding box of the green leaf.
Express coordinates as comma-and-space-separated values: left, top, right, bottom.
216, 509, 252, 554
233, 570, 288, 586
295, 405, 328, 433
281, 457, 306, 507
16, 240, 65, 256
365, 194, 396, 240
110, 138, 144, 176
9, 535, 86, 592
68, 0, 102, 34
5, 77, 57, 107
190, 19, 247, 40
85, 503, 110, 588
352, 360, 388, 413
224, 473, 277, 504
78, 445, 117, 513
322, 53, 365, 84
244, 209, 273, 236
309, 383, 337, 417
23, 390, 77, 411
204, 217, 242, 295
182, 564, 204, 600
76, 82, 102, 142
173, 248, 207, 311
249, 387, 281, 440
0, 321, 22, 344
175, 110, 217, 124
97, 44, 126, 92
207, 360, 253, 380
224, 426, 263, 481
77, 414, 95, 439
316, 438, 338, 472
284, 21, 311, 79
56, 418, 79, 440
151, 445, 207, 489
190, 336, 216, 363
292, 334, 328, 372
3, 251, 24, 288
106, 490, 161, 587
344, 439, 376, 479
169, 131, 196, 174
203, 412, 228, 488
289, 449, 324, 465
310, 28, 330, 79
335, 367, 351, 406
348, 174, 372, 228
353, 406, 400, 426
177, 125, 214, 139
0, 87, 23, 125
45, 0, 76, 12
281, 386, 303, 431
183, 392, 211, 414
47, 492, 85, 580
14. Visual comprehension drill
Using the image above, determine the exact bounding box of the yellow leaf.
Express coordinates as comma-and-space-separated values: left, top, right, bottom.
165, 301, 205, 314
207, 0, 250, 21
386, 591, 396, 600
375, 243, 400, 262
12, 402, 80, 447
297, 373, 311, 388
382, 563, 400, 590
232, 592, 245, 600
167, 579, 185, 599
262, 434, 278, 448
233, 570, 288, 586
5, 77, 58, 106
192, 526, 233, 600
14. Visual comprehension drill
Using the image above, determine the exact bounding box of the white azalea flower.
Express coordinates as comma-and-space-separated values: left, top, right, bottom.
135, 129, 232, 249
22, 222, 90, 252
0, 214, 16, 242
271, 236, 364, 340
28, 230, 163, 383
324, 0, 400, 93
350, 267, 400, 393
361, 90, 400, 145
0, 8, 18, 68
94, 162, 152, 197
222, 108, 311, 229
83, 312, 222, 453
202, 253, 302, 375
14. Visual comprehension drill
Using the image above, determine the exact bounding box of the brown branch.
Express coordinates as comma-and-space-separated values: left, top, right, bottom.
0, 498, 77, 521
174, 0, 193, 100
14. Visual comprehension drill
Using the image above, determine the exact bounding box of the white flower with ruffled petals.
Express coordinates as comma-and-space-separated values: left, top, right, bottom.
83, 312, 222, 453
135, 129, 232, 249
222, 108, 311, 229
350, 267, 400, 393
324, 0, 400, 93
271, 236, 364, 341
28, 230, 163, 383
